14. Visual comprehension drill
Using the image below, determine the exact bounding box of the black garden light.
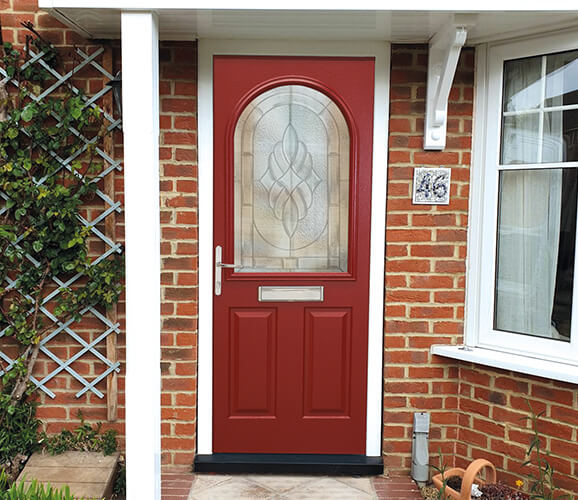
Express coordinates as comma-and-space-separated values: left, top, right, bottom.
106, 71, 122, 120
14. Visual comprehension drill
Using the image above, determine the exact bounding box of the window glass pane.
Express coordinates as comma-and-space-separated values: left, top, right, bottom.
501, 110, 578, 165
234, 85, 350, 273
494, 168, 576, 342
545, 50, 578, 108
542, 111, 564, 163
501, 114, 540, 164
501, 51, 578, 165
542, 110, 578, 163
503, 56, 542, 112
562, 108, 578, 162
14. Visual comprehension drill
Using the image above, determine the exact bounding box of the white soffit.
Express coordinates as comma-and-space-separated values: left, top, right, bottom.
38, 3, 578, 42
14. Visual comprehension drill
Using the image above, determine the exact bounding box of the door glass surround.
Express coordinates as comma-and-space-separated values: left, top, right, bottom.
234, 84, 350, 273
198, 40, 390, 457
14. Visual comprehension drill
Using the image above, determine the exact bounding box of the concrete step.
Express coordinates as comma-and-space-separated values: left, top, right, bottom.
18, 451, 120, 500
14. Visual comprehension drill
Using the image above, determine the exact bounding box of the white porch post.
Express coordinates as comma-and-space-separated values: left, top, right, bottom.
121, 11, 161, 500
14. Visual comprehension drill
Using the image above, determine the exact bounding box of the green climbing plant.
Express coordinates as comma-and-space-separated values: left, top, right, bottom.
0, 27, 123, 466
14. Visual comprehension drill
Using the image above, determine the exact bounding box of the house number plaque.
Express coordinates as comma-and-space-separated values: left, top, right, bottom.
412, 167, 451, 205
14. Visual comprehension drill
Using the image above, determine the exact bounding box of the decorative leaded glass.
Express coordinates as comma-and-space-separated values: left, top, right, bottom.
234, 85, 350, 273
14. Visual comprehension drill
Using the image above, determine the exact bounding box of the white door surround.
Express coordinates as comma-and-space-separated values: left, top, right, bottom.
197, 39, 390, 456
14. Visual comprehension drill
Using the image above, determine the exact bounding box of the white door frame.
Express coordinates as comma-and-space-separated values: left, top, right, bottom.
197, 39, 390, 456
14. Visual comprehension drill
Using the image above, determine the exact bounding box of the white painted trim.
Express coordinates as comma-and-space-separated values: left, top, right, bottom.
468, 21, 578, 45
38, 0, 578, 11
197, 40, 214, 455
198, 39, 389, 457
464, 43, 488, 349
366, 45, 389, 458
481, 32, 578, 363
121, 11, 161, 500
39, 2, 578, 48
431, 345, 578, 385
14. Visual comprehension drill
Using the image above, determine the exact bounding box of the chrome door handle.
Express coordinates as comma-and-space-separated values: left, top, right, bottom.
215, 245, 243, 296
218, 263, 244, 269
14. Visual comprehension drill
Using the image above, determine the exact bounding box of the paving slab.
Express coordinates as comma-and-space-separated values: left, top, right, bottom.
188, 474, 378, 499
18, 451, 120, 500
161, 471, 422, 499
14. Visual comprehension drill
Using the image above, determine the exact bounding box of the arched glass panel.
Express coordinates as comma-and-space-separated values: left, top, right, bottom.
234, 85, 350, 273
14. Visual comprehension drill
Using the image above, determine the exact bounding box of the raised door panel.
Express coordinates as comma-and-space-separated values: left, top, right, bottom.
303, 308, 352, 417
229, 309, 277, 417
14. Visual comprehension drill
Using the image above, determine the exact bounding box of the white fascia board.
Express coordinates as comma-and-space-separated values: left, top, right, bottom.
38, 0, 578, 11
431, 345, 578, 385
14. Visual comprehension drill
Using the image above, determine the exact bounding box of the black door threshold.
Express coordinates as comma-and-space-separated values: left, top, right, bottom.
194, 453, 383, 475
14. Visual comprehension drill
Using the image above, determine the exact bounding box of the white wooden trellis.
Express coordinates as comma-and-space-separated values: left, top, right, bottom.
0, 46, 123, 400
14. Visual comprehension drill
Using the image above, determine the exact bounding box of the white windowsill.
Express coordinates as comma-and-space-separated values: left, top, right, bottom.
430, 345, 578, 385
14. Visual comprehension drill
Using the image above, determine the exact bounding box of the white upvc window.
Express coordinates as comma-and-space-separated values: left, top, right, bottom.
435, 31, 578, 384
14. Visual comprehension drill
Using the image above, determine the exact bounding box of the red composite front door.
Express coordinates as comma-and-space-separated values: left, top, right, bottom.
213, 56, 375, 454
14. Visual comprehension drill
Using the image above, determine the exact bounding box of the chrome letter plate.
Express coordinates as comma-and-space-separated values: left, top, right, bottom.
258, 286, 324, 302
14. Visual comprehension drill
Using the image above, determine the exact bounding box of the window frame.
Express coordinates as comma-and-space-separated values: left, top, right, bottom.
466, 30, 578, 371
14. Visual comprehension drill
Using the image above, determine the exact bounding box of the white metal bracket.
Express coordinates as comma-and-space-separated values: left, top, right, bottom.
424, 16, 476, 150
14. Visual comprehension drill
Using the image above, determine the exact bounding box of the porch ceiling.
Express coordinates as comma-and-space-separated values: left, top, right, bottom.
38, 4, 578, 44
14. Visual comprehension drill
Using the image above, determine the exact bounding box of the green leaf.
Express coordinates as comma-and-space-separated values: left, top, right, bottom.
0, 229, 16, 242
32, 241, 43, 252
6, 128, 18, 139
70, 104, 82, 120
21, 104, 35, 122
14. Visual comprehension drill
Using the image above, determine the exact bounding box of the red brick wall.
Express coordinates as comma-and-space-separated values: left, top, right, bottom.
159, 41, 198, 468
384, 44, 472, 469
455, 365, 578, 494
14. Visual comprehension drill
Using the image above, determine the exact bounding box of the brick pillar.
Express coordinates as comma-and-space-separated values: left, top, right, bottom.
159, 41, 199, 468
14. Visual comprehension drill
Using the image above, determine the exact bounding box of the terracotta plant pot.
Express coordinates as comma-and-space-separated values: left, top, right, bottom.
432, 458, 497, 500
